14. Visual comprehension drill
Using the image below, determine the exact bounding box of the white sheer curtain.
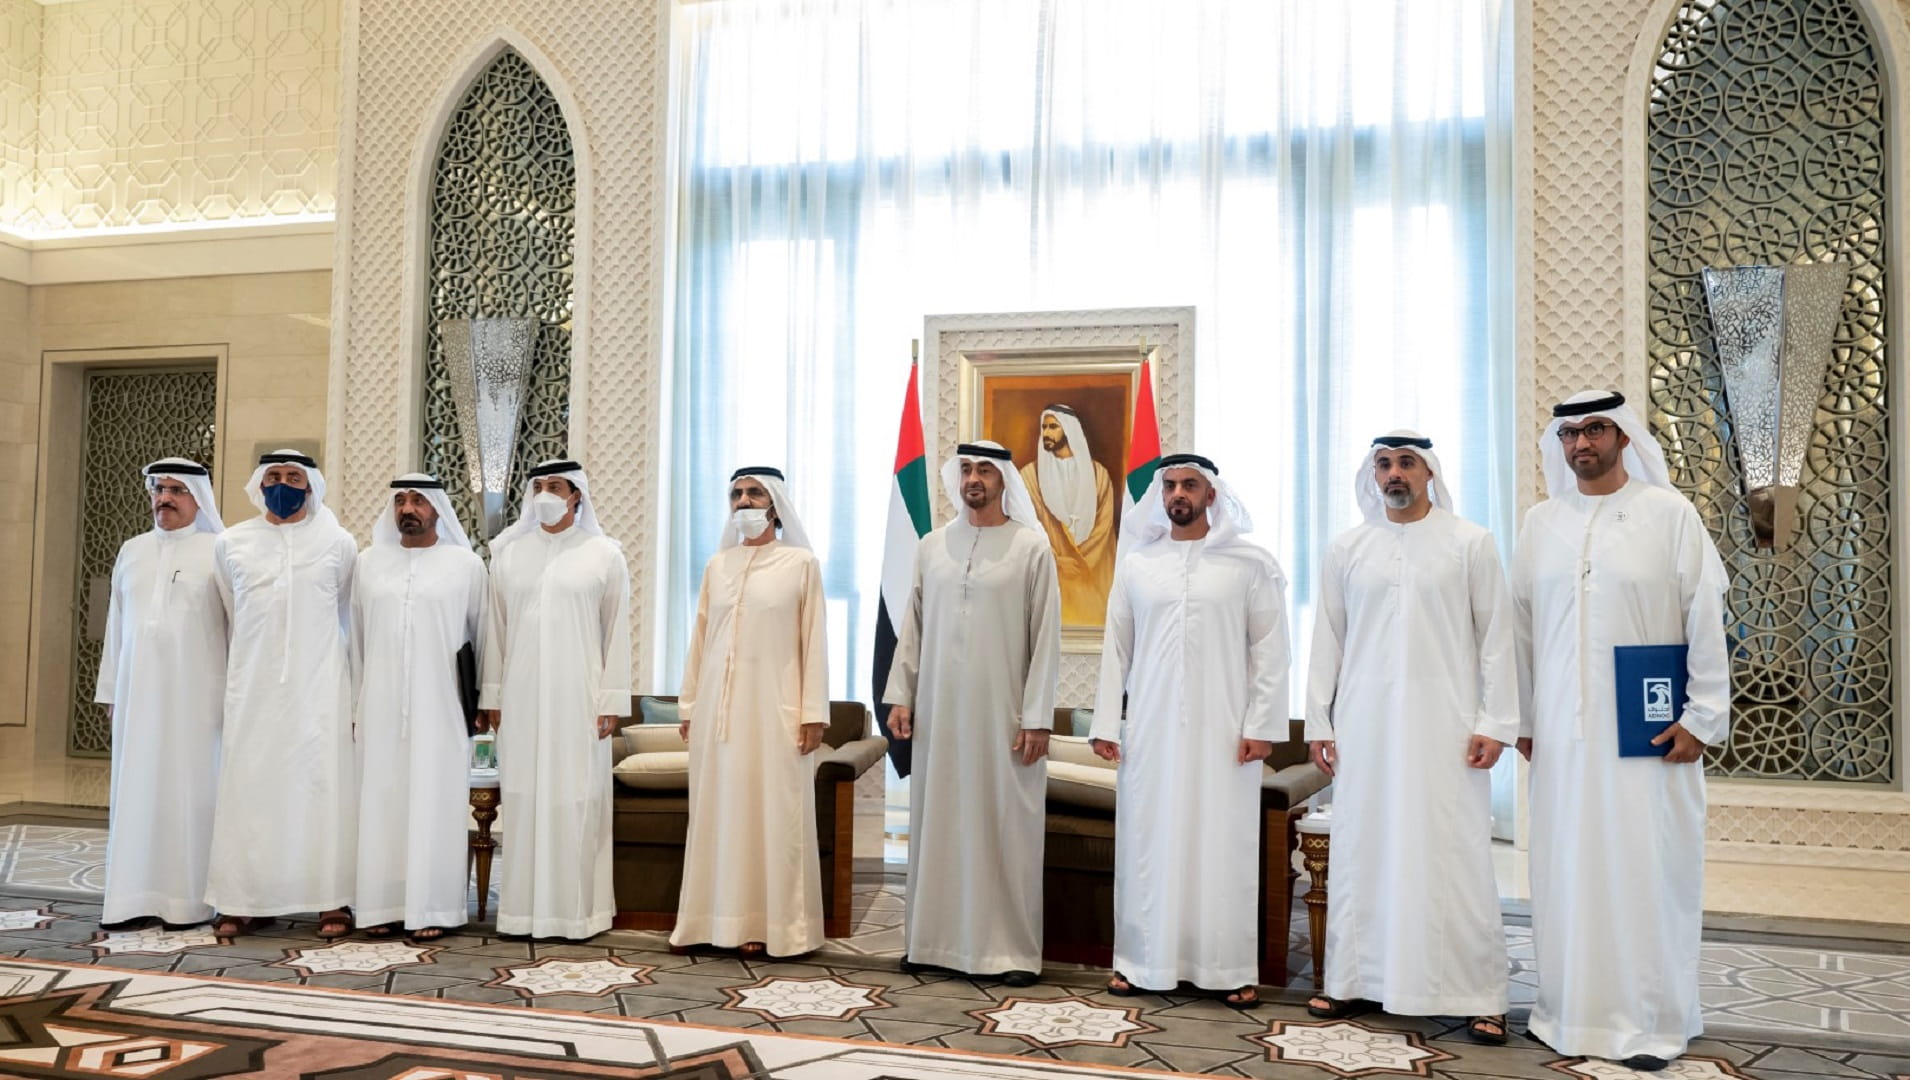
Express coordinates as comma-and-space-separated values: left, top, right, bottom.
659, 0, 1516, 704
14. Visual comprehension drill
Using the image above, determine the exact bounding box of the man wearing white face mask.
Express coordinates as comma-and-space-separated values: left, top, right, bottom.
670, 467, 828, 957
479, 459, 632, 940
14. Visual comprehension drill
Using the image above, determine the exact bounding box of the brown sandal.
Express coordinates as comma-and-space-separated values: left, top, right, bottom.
315, 908, 355, 940
213, 915, 276, 940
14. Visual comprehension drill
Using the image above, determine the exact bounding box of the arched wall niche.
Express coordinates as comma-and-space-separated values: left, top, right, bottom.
1627, 0, 1902, 786
395, 29, 595, 544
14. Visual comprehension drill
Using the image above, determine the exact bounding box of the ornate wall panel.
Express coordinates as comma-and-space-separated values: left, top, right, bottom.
1526, 0, 1654, 496
0, 1, 39, 231
338, 4, 663, 683
68, 368, 218, 757
419, 49, 572, 546
1644, 0, 1894, 784
16, 0, 339, 233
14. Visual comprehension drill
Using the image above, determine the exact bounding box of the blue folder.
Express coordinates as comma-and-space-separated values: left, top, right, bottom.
1613, 644, 1688, 757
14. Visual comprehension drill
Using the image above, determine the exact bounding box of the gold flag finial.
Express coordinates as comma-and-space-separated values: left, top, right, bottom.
911, 338, 920, 363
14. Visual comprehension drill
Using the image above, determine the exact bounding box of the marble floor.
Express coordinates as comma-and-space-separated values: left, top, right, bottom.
8, 883, 1910, 1079
6, 818, 1910, 1075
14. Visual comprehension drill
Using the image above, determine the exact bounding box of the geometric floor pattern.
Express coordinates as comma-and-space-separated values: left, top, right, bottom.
6, 890, 1910, 1078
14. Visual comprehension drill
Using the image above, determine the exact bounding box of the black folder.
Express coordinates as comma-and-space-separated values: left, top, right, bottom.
456, 642, 481, 737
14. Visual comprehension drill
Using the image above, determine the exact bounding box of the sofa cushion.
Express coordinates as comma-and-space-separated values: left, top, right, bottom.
612, 750, 690, 790
1047, 760, 1117, 813
638, 697, 681, 727
1069, 708, 1096, 737
622, 724, 687, 755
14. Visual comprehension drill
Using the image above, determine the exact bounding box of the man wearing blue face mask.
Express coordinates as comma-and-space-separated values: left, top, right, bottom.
478, 459, 632, 940
206, 449, 361, 942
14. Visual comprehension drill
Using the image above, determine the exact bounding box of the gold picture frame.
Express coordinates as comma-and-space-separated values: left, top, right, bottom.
958, 344, 1156, 652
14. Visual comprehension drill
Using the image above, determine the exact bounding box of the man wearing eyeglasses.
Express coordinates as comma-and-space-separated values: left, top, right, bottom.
1510, 390, 1729, 1072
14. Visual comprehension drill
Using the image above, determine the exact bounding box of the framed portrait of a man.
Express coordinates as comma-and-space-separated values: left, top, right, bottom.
958, 353, 1143, 646
926, 307, 1194, 658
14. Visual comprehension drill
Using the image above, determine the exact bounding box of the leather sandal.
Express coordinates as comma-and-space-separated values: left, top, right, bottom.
1467, 1015, 1508, 1044
1306, 994, 1377, 1019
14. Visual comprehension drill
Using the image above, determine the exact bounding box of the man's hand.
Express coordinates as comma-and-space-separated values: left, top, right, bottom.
478, 709, 500, 732
1465, 734, 1504, 769
1012, 729, 1051, 766
1651, 721, 1705, 764
1090, 737, 1121, 763
1238, 738, 1274, 765
1308, 739, 1336, 777
886, 706, 912, 739
678, 719, 690, 743
1515, 737, 1533, 761
595, 714, 619, 739
798, 722, 826, 754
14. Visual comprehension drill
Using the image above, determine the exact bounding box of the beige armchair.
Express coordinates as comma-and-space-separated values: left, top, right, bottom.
1043, 708, 1329, 985
608, 695, 888, 938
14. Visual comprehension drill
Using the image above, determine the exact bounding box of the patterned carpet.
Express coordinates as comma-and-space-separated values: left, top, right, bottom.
4, 822, 1910, 1077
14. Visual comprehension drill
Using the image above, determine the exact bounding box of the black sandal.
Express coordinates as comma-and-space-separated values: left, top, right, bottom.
1106, 971, 1138, 997
1306, 994, 1377, 1019
1222, 985, 1260, 1010
1467, 1015, 1508, 1044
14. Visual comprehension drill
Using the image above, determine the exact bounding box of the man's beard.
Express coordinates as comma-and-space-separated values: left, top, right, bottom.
1166, 501, 1201, 526
962, 486, 992, 509
1041, 435, 1066, 453
1382, 488, 1414, 510
398, 515, 427, 534
1569, 445, 1621, 481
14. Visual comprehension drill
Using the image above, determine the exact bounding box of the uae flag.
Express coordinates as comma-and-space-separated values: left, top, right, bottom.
1122, 357, 1163, 528
873, 362, 931, 777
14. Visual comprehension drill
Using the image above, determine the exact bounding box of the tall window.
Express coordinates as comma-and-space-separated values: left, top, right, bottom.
662, 0, 1515, 698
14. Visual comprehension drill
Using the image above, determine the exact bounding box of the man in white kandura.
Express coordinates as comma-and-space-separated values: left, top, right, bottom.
1513, 390, 1728, 1072
207, 449, 360, 941
885, 441, 1062, 986
672, 467, 829, 957
1091, 453, 1289, 1008
1019, 406, 1116, 625
1304, 431, 1517, 1043
94, 458, 228, 929
480, 459, 631, 941
353, 474, 488, 943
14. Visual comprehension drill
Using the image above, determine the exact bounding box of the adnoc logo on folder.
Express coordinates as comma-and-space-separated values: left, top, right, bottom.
1643, 677, 1675, 725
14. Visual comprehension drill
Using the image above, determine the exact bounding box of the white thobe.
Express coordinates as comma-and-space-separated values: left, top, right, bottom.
352, 542, 488, 930
205, 513, 359, 916
1305, 508, 1517, 1015
883, 520, 1062, 974
481, 526, 631, 939
672, 542, 828, 955
1091, 537, 1290, 991
94, 526, 228, 925
1512, 479, 1729, 1061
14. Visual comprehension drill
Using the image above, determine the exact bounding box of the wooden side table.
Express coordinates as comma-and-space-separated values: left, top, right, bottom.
469, 769, 500, 922
1296, 808, 1333, 989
